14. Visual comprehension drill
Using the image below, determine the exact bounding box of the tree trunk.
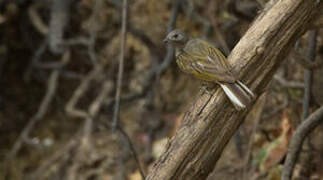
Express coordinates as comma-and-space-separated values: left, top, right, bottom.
146, 0, 323, 179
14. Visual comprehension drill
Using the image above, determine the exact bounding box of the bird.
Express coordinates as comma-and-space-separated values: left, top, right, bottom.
163, 29, 255, 110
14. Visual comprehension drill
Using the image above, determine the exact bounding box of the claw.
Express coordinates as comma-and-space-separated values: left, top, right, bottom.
200, 82, 216, 95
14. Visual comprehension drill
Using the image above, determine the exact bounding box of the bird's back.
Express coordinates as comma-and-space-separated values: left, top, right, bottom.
177, 38, 236, 83
184, 38, 205, 55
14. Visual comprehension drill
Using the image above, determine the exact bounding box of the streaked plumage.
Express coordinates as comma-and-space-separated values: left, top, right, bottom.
164, 29, 255, 110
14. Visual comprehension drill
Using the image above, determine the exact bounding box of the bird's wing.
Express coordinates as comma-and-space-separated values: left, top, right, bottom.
184, 39, 236, 83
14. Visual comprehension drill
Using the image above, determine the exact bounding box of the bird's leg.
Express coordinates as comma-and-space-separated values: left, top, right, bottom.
200, 81, 216, 95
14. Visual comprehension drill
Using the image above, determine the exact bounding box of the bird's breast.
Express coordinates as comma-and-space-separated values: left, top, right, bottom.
176, 54, 193, 74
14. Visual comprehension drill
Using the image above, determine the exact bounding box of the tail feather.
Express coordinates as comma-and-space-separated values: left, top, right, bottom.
237, 80, 255, 98
220, 84, 246, 109
219, 81, 254, 110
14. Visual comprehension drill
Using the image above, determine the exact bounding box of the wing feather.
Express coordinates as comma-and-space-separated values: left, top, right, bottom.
182, 39, 236, 83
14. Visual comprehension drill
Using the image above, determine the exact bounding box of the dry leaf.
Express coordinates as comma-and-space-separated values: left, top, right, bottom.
259, 110, 294, 171
152, 138, 168, 159
128, 170, 143, 180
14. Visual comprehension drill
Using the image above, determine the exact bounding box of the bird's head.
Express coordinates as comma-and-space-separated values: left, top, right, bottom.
163, 29, 189, 48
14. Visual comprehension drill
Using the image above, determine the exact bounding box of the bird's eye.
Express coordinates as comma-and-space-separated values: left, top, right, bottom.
173, 34, 178, 38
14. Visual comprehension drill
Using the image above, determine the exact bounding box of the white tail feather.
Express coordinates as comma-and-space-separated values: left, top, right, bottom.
220, 84, 246, 109
237, 80, 254, 97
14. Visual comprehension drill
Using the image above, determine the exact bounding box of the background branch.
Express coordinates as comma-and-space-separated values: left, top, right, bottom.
112, 0, 128, 130
5, 51, 71, 177
282, 106, 323, 180
48, 0, 72, 54
283, 29, 319, 180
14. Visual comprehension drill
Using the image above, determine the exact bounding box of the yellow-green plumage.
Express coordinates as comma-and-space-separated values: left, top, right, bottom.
164, 29, 255, 110
176, 39, 235, 83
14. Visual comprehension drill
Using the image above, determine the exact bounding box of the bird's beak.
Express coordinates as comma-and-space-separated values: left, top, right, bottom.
163, 38, 168, 44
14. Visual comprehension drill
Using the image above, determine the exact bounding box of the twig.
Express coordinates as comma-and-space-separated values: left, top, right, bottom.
292, 51, 323, 69
297, 30, 318, 179
84, 81, 113, 140
242, 93, 267, 180
23, 35, 91, 83
128, 26, 158, 51
117, 125, 146, 179
64, 37, 91, 46
61, 67, 113, 180
226, 0, 258, 22
89, 81, 113, 116
141, 0, 181, 107
142, 0, 181, 108
60, 71, 84, 80
302, 30, 317, 120
112, 0, 128, 130
168, 0, 181, 33
65, 68, 112, 137
208, 1, 231, 55
48, 0, 72, 54
65, 66, 103, 118
156, 0, 181, 77
6, 51, 71, 176
255, 0, 266, 8
261, 95, 288, 121
63, 61, 112, 167
273, 74, 304, 89
27, 127, 82, 180
24, 40, 48, 82
28, 2, 48, 35
37, 78, 112, 180
87, 0, 104, 65
105, 0, 181, 108
181, 0, 212, 38
282, 106, 323, 180
281, 30, 318, 180
153, 0, 181, 78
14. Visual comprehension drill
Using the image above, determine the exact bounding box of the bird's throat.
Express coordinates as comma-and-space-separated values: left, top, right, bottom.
175, 47, 184, 57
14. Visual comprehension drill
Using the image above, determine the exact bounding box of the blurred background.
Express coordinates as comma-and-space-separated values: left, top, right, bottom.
0, 0, 323, 179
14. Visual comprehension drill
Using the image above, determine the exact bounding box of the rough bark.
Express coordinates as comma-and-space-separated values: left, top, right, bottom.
146, 0, 323, 179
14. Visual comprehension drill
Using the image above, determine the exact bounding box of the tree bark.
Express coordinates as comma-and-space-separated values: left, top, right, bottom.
146, 0, 323, 179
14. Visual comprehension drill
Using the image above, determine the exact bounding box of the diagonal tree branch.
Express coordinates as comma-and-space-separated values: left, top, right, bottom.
146, 0, 323, 179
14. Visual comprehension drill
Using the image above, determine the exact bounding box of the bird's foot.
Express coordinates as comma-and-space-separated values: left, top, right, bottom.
200, 82, 216, 95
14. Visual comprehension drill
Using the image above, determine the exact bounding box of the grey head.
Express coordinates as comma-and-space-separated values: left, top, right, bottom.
163, 29, 189, 49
